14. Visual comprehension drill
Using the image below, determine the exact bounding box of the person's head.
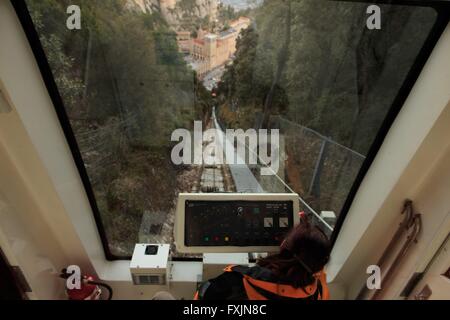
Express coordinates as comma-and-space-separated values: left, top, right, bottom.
257, 218, 331, 288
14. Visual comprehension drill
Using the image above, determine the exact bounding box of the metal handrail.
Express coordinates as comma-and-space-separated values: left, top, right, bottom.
372, 212, 422, 299
357, 200, 422, 299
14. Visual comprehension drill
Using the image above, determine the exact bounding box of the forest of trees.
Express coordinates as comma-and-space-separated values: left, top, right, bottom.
27, 0, 213, 256
216, 0, 436, 220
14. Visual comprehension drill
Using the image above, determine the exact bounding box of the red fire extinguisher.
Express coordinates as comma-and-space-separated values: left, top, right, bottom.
59, 269, 113, 300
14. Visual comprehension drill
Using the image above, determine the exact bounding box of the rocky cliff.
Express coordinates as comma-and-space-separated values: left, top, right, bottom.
126, 0, 160, 13
128, 0, 218, 30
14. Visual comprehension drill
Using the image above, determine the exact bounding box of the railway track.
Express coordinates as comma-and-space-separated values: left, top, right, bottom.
193, 117, 235, 193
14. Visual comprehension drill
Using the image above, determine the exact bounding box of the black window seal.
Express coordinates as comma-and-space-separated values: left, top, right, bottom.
10, 0, 450, 261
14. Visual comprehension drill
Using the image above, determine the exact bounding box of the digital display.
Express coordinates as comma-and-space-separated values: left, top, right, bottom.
184, 200, 294, 247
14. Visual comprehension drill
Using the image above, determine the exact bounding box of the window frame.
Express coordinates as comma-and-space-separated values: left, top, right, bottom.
11, 0, 450, 260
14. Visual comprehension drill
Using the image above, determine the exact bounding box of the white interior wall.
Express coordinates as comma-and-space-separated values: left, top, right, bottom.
337, 104, 450, 299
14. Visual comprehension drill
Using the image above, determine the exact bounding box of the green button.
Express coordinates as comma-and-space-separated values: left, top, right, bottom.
204, 236, 210, 242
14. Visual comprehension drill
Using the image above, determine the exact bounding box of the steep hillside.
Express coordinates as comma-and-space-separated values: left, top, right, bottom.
127, 0, 160, 13
129, 0, 218, 30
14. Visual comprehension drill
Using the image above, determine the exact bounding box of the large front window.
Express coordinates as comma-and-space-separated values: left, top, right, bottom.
25, 0, 441, 258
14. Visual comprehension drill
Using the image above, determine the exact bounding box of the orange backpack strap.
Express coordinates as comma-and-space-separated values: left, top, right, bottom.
242, 277, 269, 300
232, 265, 328, 300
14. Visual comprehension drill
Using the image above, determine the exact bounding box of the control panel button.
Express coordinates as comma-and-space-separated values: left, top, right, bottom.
279, 217, 289, 228
264, 217, 274, 228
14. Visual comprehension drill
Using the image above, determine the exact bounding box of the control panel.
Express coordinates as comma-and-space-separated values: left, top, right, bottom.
175, 193, 300, 253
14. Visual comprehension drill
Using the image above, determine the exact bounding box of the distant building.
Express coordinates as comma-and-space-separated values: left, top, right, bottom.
176, 31, 192, 53
179, 17, 251, 78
